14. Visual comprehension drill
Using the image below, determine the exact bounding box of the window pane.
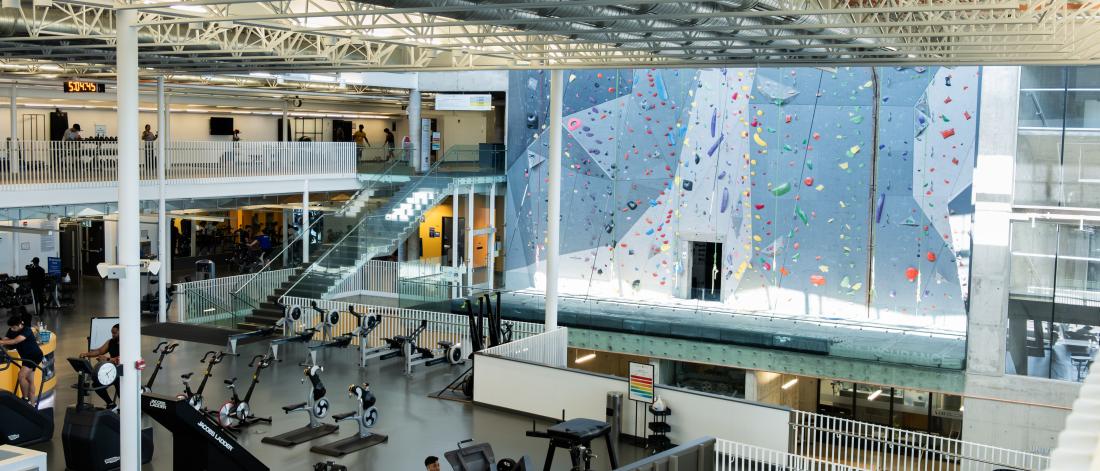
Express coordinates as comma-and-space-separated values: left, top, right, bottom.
1061, 129, 1100, 206
1007, 221, 1058, 378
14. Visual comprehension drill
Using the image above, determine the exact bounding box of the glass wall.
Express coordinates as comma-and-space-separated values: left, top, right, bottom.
1006, 220, 1100, 382
1016, 66, 1100, 207
816, 380, 961, 437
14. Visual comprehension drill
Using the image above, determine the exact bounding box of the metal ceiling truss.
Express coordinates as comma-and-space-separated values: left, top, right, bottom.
0, 0, 1095, 76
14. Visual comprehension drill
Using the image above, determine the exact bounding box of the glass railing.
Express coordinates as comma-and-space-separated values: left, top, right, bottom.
281, 146, 474, 300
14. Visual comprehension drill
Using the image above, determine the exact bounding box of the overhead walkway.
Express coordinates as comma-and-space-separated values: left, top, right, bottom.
0, 140, 359, 206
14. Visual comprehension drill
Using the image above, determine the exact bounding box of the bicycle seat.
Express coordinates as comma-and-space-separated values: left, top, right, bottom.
223, 377, 237, 385
181, 372, 193, 380
282, 402, 307, 412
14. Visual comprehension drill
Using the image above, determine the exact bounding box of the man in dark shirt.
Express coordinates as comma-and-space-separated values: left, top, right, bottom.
26, 257, 46, 315
80, 323, 120, 408
1, 316, 44, 401
383, 128, 396, 160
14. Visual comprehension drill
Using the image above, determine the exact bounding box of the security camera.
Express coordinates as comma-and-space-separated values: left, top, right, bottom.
140, 259, 162, 275
96, 263, 126, 280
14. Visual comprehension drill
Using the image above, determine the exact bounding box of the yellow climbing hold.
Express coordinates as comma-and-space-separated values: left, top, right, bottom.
753, 133, 768, 147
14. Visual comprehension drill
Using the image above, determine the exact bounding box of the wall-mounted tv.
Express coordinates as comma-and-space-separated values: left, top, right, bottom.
209, 117, 234, 135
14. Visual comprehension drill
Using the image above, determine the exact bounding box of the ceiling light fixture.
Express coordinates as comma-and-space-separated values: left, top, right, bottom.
575, 353, 596, 364
867, 389, 883, 401
781, 378, 799, 390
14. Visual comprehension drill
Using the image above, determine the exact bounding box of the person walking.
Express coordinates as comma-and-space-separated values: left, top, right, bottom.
383, 128, 396, 160
25, 257, 46, 315
353, 125, 369, 161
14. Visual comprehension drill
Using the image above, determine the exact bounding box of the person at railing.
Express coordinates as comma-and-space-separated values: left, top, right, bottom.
60, 123, 82, 170
62, 123, 82, 142
384, 128, 396, 160
142, 124, 158, 172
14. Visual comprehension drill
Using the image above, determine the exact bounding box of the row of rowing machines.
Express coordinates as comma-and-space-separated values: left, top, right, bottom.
272, 301, 464, 375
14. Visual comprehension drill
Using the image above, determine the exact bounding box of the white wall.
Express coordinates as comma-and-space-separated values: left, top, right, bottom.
0, 219, 60, 276
473, 354, 791, 452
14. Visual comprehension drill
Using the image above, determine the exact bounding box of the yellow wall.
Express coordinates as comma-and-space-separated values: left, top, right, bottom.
418, 203, 453, 260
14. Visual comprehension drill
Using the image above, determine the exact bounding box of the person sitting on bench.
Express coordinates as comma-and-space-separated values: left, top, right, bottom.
79, 323, 120, 409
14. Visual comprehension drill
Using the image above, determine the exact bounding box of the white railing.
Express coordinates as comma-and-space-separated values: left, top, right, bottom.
176, 268, 296, 323
1046, 367, 1100, 470
479, 327, 568, 368
717, 439, 869, 471
329, 259, 461, 299
280, 296, 543, 352
792, 411, 1050, 471
0, 140, 355, 188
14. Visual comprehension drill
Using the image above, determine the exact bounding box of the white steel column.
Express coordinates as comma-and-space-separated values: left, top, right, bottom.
282, 101, 290, 142
545, 69, 564, 330
488, 183, 496, 289
8, 83, 16, 174
115, 9, 142, 471
408, 90, 421, 172
451, 185, 459, 297
302, 180, 310, 263
467, 184, 475, 286
156, 77, 167, 323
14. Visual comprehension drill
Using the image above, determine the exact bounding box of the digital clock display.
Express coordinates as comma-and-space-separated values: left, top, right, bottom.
63, 81, 105, 93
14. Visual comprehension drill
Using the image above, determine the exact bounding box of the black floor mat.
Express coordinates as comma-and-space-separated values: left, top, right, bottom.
143, 322, 269, 348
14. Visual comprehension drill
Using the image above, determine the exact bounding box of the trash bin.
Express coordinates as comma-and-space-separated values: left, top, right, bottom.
195, 260, 215, 281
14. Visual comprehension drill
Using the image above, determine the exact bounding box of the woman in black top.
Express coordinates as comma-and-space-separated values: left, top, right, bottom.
80, 324, 120, 408
0, 316, 44, 401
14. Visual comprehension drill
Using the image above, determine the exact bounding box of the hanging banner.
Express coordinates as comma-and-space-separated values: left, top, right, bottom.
434, 94, 492, 111
628, 362, 655, 404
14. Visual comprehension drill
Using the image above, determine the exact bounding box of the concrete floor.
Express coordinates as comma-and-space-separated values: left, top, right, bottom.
22, 276, 648, 471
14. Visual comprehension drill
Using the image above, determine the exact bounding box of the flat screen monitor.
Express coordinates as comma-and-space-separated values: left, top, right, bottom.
209, 117, 234, 135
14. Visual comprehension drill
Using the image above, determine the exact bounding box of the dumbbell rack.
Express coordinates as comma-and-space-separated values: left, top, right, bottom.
646, 406, 672, 452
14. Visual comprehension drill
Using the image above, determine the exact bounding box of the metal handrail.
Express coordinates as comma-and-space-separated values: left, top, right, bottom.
279, 146, 463, 299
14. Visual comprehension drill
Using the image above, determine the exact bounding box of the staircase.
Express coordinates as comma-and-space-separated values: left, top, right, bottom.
235, 174, 455, 331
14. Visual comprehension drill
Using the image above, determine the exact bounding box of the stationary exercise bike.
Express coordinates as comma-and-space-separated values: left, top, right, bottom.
261, 365, 338, 447
142, 341, 179, 393
310, 383, 388, 457
62, 357, 154, 470
177, 351, 227, 411
217, 353, 273, 430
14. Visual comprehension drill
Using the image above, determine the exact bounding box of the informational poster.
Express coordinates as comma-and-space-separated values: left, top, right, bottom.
419, 118, 431, 171
628, 362, 655, 403
434, 94, 492, 111
94, 124, 107, 137
431, 131, 441, 151
47, 257, 61, 276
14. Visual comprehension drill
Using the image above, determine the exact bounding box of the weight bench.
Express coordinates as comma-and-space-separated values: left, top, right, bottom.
527, 418, 619, 471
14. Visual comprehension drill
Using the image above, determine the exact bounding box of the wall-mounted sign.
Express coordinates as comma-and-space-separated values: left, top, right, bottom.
63, 81, 105, 93
431, 131, 441, 151
628, 362, 655, 404
434, 94, 492, 111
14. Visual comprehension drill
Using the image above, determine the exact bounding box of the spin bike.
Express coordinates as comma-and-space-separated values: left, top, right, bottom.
217, 353, 273, 430
142, 341, 179, 393
261, 365, 338, 447
310, 383, 387, 457
177, 350, 227, 411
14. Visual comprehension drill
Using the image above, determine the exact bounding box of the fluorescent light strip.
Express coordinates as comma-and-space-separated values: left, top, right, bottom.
781, 378, 799, 390
19, 102, 393, 120
575, 353, 596, 364
867, 389, 883, 401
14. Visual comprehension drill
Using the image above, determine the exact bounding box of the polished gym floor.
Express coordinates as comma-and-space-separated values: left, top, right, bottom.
29, 277, 646, 470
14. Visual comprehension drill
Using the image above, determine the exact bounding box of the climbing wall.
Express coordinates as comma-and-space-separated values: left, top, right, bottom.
503, 66, 980, 332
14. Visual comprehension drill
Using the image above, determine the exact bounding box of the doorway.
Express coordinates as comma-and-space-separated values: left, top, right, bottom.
441, 216, 465, 266
80, 221, 105, 277
690, 241, 722, 301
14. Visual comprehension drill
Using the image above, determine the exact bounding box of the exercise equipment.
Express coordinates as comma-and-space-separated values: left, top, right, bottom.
261, 365, 338, 447
141, 392, 268, 470
270, 304, 319, 361
445, 439, 532, 471
313, 462, 348, 471
344, 306, 382, 367
61, 357, 154, 471
142, 341, 179, 393
436, 291, 514, 400
177, 350, 226, 411
302, 303, 354, 367
0, 349, 53, 446
310, 383, 387, 457
526, 418, 619, 471
397, 320, 463, 375
217, 353, 273, 430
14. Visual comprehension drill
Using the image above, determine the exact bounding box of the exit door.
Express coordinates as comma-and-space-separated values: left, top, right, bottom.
80, 221, 105, 277
690, 242, 722, 301
441, 216, 465, 266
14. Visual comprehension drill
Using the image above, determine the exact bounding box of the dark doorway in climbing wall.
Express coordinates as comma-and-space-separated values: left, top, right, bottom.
690, 241, 722, 301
